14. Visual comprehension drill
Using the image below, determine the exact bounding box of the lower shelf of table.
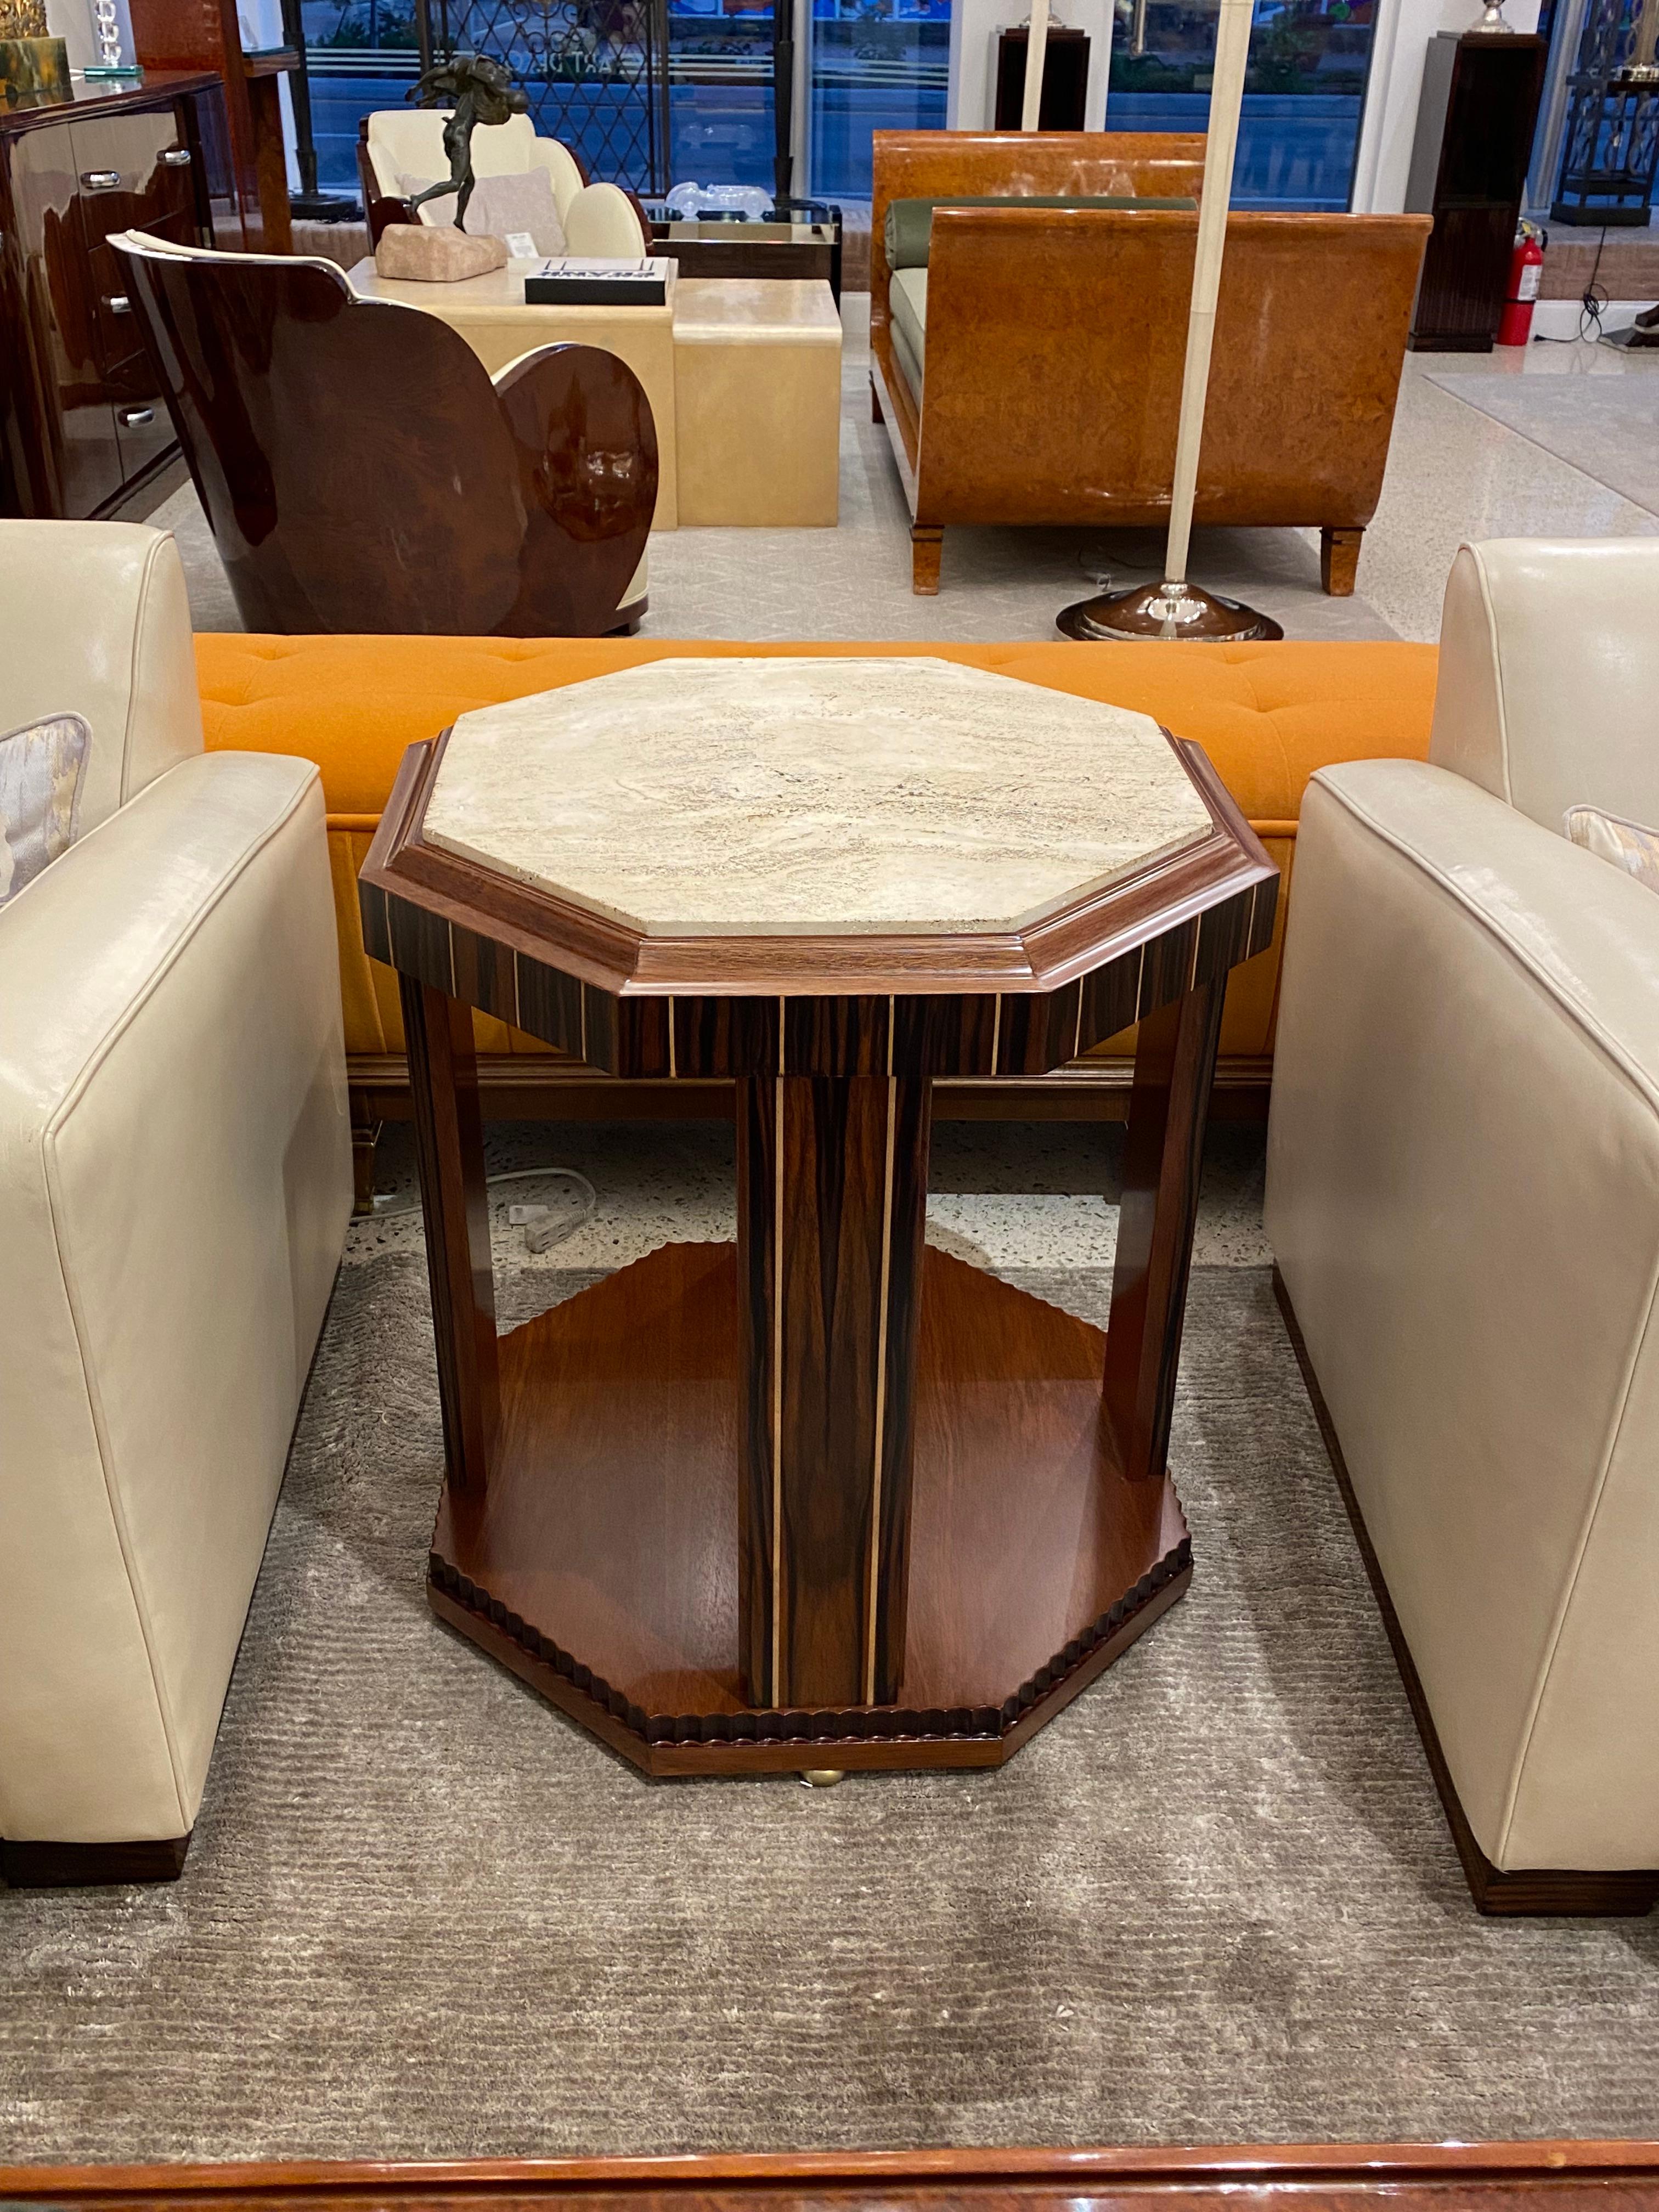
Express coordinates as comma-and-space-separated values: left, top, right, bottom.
430, 1241, 1190, 1776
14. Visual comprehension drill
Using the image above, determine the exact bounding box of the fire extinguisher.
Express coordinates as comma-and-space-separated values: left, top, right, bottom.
1498, 222, 1545, 347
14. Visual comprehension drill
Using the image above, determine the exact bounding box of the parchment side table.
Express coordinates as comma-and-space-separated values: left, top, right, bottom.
359, 658, 1278, 1778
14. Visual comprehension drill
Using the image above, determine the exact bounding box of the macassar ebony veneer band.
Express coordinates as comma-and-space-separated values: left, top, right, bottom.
360, 877, 1276, 1082
428, 1539, 1192, 1770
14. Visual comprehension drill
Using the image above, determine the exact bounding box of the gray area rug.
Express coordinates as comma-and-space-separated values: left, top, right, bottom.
3, 1251, 1658, 2162
1426, 363, 1659, 518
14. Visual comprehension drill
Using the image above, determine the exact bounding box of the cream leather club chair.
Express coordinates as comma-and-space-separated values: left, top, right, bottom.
359, 109, 649, 255
1267, 537, 1659, 1917
0, 522, 352, 1887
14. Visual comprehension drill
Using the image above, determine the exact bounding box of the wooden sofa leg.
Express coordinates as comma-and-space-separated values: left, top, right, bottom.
1321, 526, 1363, 596
911, 526, 943, 595
351, 1088, 383, 1217
1, 1833, 192, 1887
871, 376, 883, 425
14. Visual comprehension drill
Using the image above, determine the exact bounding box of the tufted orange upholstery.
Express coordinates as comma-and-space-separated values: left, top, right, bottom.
196, 634, 1439, 1075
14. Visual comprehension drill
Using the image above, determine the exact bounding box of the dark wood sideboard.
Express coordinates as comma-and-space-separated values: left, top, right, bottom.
1406, 30, 1547, 351
0, 72, 217, 521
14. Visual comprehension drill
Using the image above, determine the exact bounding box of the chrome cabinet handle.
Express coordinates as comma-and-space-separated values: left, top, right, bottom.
105, 292, 132, 314
117, 406, 155, 427
81, 169, 122, 190
160, 148, 192, 167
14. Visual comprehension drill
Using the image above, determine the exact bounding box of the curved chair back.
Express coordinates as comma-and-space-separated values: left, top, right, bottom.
563, 179, 650, 257
110, 232, 657, 638
364, 109, 587, 218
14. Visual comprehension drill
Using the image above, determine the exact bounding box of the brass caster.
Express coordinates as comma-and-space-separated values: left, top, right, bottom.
798, 1769, 847, 1788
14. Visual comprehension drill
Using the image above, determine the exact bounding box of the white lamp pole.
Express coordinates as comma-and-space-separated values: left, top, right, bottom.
1059, 0, 1281, 641
1020, 0, 1052, 128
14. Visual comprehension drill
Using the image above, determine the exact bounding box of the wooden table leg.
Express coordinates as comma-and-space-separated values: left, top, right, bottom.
400, 975, 499, 1493
736, 1074, 932, 1709
1102, 975, 1226, 1485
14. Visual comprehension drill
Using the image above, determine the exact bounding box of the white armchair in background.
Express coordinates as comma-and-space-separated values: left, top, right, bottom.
1266, 538, 1659, 1916
0, 522, 352, 1887
358, 110, 648, 256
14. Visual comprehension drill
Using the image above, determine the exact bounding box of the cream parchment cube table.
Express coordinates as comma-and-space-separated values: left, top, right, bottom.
359, 658, 1277, 1778
346, 261, 842, 531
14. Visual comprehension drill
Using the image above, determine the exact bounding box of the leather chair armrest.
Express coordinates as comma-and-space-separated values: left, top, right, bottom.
0, 753, 352, 1846
1266, 758, 1659, 1872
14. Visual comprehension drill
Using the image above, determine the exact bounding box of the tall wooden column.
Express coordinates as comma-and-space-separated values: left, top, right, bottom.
400, 977, 499, 1494
1103, 976, 1226, 1486
736, 1074, 932, 1710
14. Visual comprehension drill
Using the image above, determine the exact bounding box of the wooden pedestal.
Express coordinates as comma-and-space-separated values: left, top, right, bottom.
363, 713, 1277, 1781
403, 973, 1221, 1777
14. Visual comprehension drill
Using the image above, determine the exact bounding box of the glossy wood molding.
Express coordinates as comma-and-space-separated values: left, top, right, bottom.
359, 727, 1276, 1009
114, 238, 657, 636
1275, 1267, 1659, 1919
5, 2142, 1659, 2208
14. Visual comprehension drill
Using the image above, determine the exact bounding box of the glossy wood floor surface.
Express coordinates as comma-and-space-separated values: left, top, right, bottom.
6, 2143, 1659, 2211
428, 1241, 1189, 1773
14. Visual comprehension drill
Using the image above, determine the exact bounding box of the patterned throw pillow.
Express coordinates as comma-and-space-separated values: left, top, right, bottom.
1564, 805, 1659, 895
0, 713, 89, 907
401, 167, 567, 256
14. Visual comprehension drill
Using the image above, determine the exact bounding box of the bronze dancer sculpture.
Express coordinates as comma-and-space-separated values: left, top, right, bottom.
406, 53, 529, 232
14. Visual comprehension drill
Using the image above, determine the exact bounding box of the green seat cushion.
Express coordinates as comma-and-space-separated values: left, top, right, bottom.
883, 193, 1197, 271
889, 265, 927, 392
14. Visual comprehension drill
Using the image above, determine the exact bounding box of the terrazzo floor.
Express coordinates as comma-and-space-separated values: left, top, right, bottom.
351, 1114, 1277, 1284
145, 295, 1659, 647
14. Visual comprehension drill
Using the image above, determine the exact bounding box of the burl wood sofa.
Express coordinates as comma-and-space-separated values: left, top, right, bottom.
192, 631, 1439, 1205
869, 131, 1431, 596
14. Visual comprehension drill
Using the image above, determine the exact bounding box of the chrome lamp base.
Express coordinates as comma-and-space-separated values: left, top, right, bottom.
1057, 579, 1283, 644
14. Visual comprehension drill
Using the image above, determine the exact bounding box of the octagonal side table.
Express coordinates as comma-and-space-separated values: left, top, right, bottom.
359, 667, 1277, 1778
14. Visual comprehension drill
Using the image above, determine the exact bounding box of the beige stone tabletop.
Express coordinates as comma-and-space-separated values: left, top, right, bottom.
422, 657, 1210, 939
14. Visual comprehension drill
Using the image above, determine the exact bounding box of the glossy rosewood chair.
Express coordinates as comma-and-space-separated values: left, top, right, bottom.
110, 231, 656, 636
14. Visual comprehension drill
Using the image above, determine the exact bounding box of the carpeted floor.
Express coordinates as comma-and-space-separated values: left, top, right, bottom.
4, 1239, 1659, 2161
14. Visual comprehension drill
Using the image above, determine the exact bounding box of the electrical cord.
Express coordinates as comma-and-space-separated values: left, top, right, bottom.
1534, 221, 1611, 343
369, 1165, 598, 1254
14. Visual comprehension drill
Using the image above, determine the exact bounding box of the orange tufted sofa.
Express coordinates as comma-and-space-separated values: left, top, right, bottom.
195, 634, 1438, 1182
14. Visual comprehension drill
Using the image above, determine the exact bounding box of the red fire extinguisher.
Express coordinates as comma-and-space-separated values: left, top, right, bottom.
1498, 222, 1545, 346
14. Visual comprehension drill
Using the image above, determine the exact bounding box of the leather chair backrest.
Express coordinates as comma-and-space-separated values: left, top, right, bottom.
1430, 539, 1659, 835
365, 109, 586, 218
870, 129, 1206, 340
915, 208, 1427, 528
112, 231, 656, 637
0, 521, 200, 837
565, 179, 648, 256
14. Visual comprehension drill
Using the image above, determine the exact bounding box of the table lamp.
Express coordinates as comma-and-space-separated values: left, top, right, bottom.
1058, 0, 1282, 641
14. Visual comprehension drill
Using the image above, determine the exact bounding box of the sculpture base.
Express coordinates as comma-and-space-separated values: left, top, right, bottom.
374, 224, 508, 284
1057, 579, 1284, 644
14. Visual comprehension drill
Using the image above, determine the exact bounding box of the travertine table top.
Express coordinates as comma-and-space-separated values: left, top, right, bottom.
422, 657, 1211, 939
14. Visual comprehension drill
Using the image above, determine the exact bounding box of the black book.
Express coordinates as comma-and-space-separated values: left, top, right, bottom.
523, 257, 671, 306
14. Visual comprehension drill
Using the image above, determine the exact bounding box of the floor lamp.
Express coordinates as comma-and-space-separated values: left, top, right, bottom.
1057, 0, 1281, 641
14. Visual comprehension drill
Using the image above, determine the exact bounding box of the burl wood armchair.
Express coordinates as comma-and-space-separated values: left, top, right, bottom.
868, 132, 1430, 597
110, 231, 656, 636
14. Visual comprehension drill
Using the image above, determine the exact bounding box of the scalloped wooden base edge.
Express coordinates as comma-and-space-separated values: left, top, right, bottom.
428, 1558, 1192, 1776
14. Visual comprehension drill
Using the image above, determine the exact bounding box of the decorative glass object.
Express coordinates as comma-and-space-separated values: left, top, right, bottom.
84, 0, 141, 76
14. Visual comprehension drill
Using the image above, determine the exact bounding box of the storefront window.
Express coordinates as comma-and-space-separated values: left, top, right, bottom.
809, 0, 950, 202
1108, 0, 1377, 209
668, 0, 778, 191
